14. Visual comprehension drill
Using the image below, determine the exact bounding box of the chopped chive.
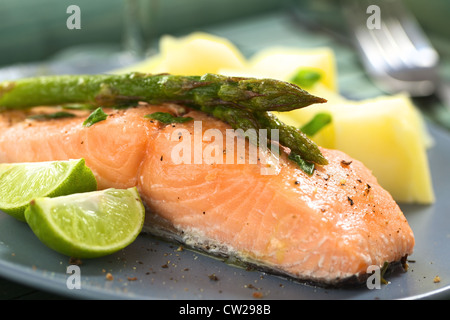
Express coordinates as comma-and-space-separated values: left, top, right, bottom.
300, 112, 332, 137
380, 261, 390, 285
288, 152, 315, 175
144, 112, 193, 124
290, 68, 322, 88
83, 107, 108, 127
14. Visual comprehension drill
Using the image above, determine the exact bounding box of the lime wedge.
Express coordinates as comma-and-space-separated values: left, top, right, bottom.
24, 187, 145, 258
0, 159, 97, 221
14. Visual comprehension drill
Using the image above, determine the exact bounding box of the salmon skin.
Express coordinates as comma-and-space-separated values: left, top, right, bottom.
0, 104, 414, 286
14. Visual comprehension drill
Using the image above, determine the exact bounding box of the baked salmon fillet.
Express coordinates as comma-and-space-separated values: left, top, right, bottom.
0, 104, 414, 286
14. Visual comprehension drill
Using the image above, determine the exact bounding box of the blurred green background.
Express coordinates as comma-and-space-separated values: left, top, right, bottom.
0, 0, 448, 68
0, 0, 281, 67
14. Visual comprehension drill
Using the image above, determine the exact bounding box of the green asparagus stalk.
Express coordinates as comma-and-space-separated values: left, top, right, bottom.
199, 105, 328, 166
0, 73, 325, 111
0, 72, 328, 167
254, 111, 328, 165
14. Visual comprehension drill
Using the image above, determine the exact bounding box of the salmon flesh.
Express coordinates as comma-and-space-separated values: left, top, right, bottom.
0, 104, 414, 286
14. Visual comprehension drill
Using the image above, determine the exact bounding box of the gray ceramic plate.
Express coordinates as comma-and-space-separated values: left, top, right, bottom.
0, 123, 449, 300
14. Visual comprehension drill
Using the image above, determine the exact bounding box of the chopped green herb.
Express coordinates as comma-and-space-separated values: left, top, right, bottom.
290, 68, 322, 88
83, 107, 108, 127
300, 112, 332, 137
144, 112, 193, 124
28, 111, 76, 120
288, 152, 315, 175
380, 261, 390, 285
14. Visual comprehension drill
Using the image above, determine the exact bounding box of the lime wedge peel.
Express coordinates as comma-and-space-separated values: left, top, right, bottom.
24, 187, 145, 259
0, 159, 97, 221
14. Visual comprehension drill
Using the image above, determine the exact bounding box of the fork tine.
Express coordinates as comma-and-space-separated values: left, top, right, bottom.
342, 0, 439, 96
348, 0, 409, 72
383, 17, 418, 68
379, 0, 439, 71
389, 1, 439, 68
372, 19, 406, 71
343, 0, 393, 76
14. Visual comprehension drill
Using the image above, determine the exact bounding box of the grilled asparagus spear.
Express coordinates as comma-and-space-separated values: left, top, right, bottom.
0, 72, 328, 168
0, 73, 326, 112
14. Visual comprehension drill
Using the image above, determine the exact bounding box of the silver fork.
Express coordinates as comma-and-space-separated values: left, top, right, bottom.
343, 0, 442, 98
